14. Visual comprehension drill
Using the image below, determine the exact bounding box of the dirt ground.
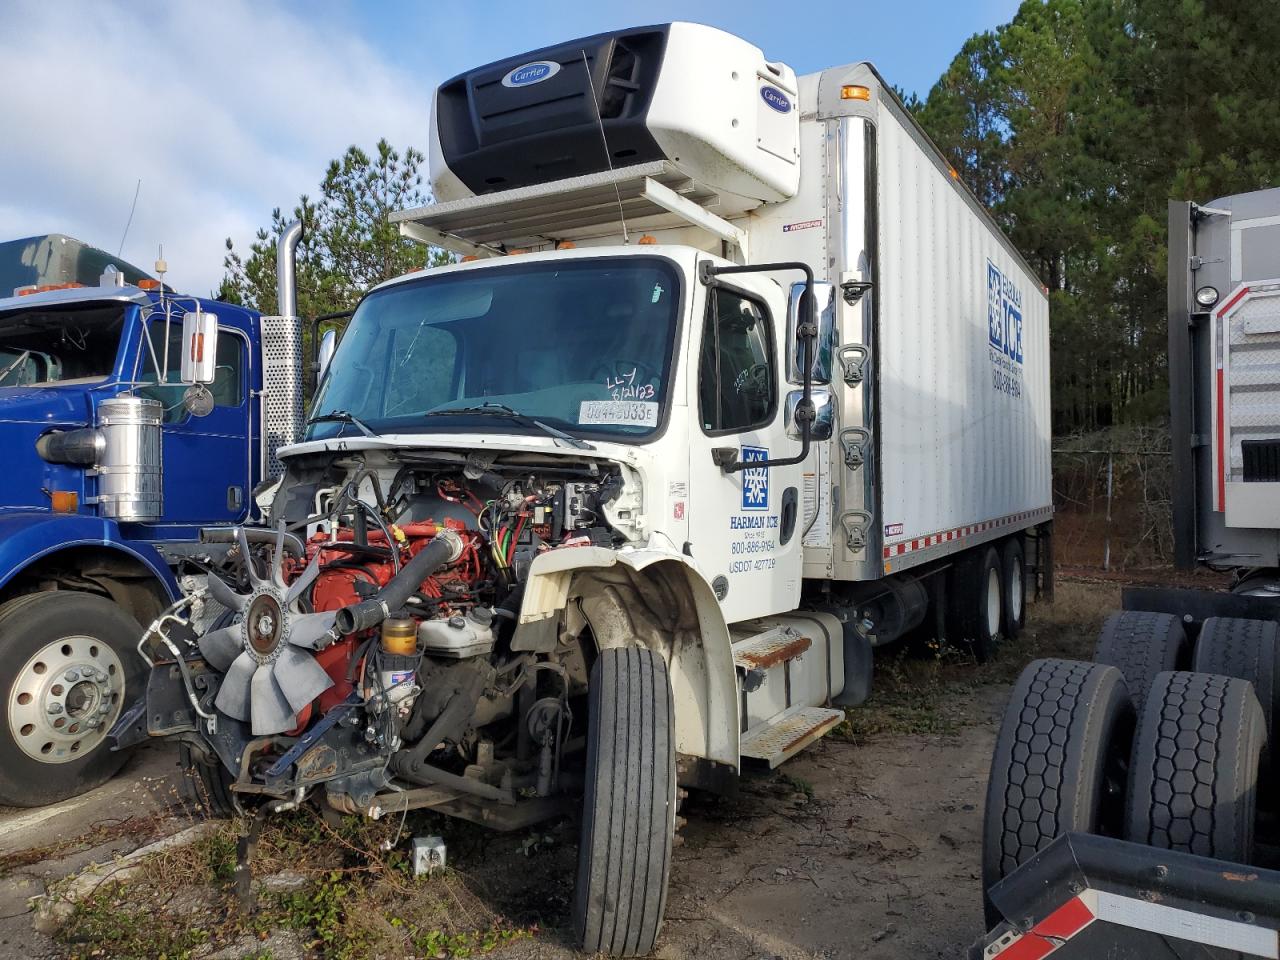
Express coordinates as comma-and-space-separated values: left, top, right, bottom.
0, 579, 1119, 960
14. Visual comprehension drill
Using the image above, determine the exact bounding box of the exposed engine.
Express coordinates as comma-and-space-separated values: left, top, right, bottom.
131, 451, 632, 821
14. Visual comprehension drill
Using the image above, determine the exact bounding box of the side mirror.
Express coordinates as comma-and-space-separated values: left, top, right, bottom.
787, 281, 836, 385
180, 309, 218, 384
786, 387, 834, 441
316, 329, 337, 385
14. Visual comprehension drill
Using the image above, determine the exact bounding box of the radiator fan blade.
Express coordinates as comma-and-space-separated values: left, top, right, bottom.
206, 573, 249, 613
237, 527, 266, 589
198, 625, 242, 672
250, 663, 296, 735
288, 611, 337, 650
274, 644, 334, 713
285, 551, 322, 606
271, 522, 288, 587
214, 651, 257, 721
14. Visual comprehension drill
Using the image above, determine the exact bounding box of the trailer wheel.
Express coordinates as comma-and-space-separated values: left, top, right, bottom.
982, 659, 1133, 926
1093, 611, 1188, 715
0, 592, 145, 807
1000, 537, 1027, 639
1191, 617, 1277, 770
952, 546, 1004, 662
574, 646, 675, 957
1125, 671, 1264, 862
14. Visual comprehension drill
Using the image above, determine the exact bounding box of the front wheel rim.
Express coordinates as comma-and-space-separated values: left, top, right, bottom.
7, 635, 126, 763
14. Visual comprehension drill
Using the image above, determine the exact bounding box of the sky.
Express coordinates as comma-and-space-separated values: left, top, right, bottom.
0, 0, 1021, 296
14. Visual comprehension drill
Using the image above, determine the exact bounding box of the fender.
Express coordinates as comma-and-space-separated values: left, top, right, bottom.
515, 542, 740, 770
0, 511, 181, 600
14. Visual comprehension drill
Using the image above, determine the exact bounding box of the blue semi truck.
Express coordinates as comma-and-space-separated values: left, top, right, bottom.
0, 229, 308, 805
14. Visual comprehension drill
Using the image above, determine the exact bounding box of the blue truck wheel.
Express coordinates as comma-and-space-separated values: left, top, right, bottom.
0, 591, 146, 806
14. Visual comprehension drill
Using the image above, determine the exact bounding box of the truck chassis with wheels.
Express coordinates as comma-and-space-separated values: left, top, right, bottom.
119, 23, 1052, 955
976, 189, 1280, 958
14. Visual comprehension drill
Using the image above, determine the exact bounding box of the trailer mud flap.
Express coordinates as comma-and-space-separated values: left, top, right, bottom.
973, 833, 1280, 959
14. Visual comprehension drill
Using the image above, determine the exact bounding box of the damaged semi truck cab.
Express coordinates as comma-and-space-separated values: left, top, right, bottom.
127, 22, 1052, 956
0, 233, 308, 806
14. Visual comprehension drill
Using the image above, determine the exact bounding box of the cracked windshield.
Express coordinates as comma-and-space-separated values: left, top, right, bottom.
307, 257, 680, 441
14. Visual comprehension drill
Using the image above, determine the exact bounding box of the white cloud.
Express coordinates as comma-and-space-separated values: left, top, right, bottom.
0, 0, 433, 296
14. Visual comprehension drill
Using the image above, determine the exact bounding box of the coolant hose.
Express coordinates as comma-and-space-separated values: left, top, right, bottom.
334, 528, 463, 634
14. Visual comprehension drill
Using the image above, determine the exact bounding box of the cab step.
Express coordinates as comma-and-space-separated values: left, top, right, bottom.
732, 626, 811, 671
740, 705, 845, 768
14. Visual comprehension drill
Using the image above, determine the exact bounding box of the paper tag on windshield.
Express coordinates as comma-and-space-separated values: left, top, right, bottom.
579, 400, 659, 427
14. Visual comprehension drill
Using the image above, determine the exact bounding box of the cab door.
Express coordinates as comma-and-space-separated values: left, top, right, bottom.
136, 320, 253, 528
686, 270, 804, 625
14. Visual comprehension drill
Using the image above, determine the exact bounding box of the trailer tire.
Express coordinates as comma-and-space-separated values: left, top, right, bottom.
1093, 611, 1188, 716
952, 546, 1004, 662
982, 659, 1133, 926
0, 591, 145, 807
1125, 671, 1264, 863
1000, 537, 1027, 640
1191, 617, 1277, 770
573, 646, 675, 957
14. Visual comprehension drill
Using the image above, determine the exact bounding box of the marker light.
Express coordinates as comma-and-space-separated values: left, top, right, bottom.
1195, 285, 1220, 308
638, 235, 658, 245
137, 278, 161, 290
15, 282, 85, 297
49, 491, 78, 514
841, 85, 871, 101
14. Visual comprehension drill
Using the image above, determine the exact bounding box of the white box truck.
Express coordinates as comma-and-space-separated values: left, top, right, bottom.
124, 22, 1052, 956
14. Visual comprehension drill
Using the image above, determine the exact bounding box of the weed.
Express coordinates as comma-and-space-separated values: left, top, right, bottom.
58, 881, 211, 960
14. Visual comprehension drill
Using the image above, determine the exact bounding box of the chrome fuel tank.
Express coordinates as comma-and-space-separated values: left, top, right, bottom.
95, 396, 162, 520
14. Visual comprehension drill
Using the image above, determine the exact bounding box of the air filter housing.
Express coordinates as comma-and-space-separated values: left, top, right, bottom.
429, 22, 800, 206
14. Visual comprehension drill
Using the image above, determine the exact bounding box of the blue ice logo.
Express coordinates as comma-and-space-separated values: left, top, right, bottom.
760, 85, 792, 114
741, 446, 770, 510
987, 260, 1023, 364
502, 60, 561, 88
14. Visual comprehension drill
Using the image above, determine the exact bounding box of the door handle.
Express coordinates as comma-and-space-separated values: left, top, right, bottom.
227, 486, 243, 512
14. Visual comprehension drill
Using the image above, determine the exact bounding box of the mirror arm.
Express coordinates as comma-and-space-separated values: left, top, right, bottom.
701, 261, 817, 474
309, 310, 354, 372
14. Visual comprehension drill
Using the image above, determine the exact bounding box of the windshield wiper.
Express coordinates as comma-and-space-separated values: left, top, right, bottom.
306, 409, 378, 438
425, 402, 595, 450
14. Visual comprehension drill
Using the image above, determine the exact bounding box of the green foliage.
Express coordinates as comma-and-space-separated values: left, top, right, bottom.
916, 0, 1280, 431
59, 882, 210, 960
218, 139, 451, 321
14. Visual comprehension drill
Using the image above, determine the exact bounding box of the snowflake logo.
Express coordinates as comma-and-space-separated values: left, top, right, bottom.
741, 446, 769, 511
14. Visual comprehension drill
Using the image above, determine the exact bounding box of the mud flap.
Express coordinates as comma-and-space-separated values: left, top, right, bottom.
972, 833, 1280, 959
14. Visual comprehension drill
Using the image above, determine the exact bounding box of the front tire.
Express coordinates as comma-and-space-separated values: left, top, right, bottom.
0, 592, 145, 806
573, 647, 675, 957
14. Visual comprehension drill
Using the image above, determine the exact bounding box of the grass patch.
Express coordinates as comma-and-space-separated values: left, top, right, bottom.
49, 809, 538, 960
837, 579, 1116, 740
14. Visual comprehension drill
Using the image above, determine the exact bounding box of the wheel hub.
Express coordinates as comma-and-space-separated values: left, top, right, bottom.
7, 636, 125, 764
